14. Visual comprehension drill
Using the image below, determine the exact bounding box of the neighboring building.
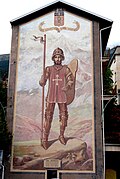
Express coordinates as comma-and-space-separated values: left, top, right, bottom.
103, 46, 120, 179
108, 46, 120, 104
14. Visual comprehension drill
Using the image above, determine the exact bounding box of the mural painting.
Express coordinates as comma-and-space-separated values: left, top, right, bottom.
11, 9, 95, 173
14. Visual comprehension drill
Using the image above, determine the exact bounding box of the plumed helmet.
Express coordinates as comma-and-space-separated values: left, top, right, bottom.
52, 47, 65, 61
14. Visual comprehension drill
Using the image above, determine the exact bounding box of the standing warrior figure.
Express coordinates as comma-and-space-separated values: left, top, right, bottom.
39, 47, 74, 150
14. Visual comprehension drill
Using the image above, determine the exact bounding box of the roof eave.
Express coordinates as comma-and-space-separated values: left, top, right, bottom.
10, 0, 113, 55
10, 0, 113, 28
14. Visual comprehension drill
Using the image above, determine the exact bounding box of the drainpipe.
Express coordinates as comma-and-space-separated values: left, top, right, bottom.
100, 25, 112, 179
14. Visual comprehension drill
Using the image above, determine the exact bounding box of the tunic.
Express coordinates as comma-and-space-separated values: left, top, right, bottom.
44, 65, 73, 103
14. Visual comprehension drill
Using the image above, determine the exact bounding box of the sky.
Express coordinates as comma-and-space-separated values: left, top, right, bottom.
0, 0, 120, 54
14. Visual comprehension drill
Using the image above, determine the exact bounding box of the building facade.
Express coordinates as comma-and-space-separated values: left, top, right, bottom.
6, 1, 113, 178
104, 46, 120, 179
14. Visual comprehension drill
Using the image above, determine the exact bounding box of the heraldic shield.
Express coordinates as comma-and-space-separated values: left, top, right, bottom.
67, 59, 78, 105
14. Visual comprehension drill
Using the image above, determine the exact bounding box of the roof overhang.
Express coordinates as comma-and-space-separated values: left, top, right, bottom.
10, 0, 113, 54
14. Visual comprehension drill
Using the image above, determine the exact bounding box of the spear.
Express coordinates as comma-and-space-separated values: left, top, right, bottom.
33, 34, 46, 142
41, 34, 46, 142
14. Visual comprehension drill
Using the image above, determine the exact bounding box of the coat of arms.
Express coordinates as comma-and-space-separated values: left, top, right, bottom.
54, 8, 64, 26
39, 9, 80, 33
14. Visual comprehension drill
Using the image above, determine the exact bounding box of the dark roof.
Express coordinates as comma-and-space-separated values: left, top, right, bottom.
10, 0, 113, 54
108, 46, 120, 67
10, 0, 112, 27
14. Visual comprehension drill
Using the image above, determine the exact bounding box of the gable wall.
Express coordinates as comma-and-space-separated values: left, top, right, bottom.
6, 10, 103, 179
